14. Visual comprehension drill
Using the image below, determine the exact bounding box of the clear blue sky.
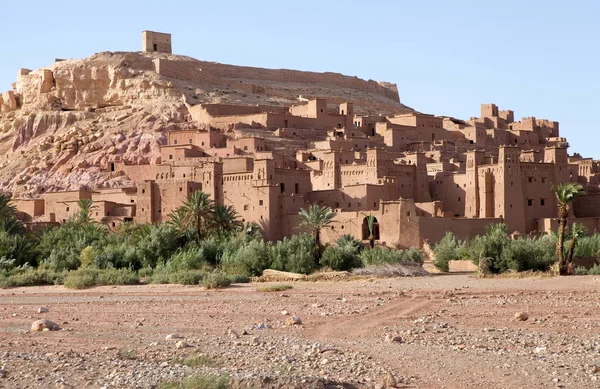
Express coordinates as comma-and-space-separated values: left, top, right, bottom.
2, 0, 598, 158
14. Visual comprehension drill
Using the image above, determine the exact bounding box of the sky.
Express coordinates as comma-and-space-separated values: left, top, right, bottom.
1, 0, 599, 158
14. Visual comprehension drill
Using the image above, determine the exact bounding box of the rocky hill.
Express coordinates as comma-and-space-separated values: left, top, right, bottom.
0, 51, 412, 198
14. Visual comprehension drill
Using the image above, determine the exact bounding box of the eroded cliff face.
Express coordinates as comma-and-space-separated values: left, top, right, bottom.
0, 51, 410, 198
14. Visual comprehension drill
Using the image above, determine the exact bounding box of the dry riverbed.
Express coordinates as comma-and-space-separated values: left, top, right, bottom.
1, 273, 600, 388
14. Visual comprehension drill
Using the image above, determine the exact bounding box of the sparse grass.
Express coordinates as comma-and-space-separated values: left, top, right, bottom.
63, 268, 140, 289
174, 353, 221, 368
118, 345, 137, 360
63, 268, 98, 289
257, 284, 292, 292
159, 374, 230, 389
474, 269, 554, 279
226, 274, 250, 284
201, 272, 231, 289
149, 270, 207, 285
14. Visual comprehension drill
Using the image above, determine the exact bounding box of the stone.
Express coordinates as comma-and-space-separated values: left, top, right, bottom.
515, 312, 529, 321
37, 307, 49, 313
0, 367, 6, 378
175, 340, 190, 349
385, 334, 403, 343
286, 315, 302, 326
377, 371, 397, 388
165, 333, 183, 340
30, 319, 60, 332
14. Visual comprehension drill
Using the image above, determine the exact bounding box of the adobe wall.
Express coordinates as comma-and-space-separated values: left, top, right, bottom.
573, 194, 600, 218
418, 217, 504, 245
538, 217, 600, 235
13, 199, 45, 222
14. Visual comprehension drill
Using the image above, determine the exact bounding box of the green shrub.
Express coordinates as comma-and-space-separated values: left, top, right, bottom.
0, 231, 37, 268
499, 236, 555, 272
148, 269, 207, 285
96, 268, 139, 285
574, 234, 600, 259
575, 266, 588, 275
219, 240, 270, 276
588, 264, 600, 275
63, 268, 99, 289
167, 245, 210, 271
0, 267, 66, 288
39, 223, 107, 271
432, 232, 461, 272
201, 272, 231, 289
257, 284, 292, 292
359, 247, 423, 267
269, 233, 316, 274
226, 274, 250, 283
320, 237, 362, 271
178, 353, 220, 368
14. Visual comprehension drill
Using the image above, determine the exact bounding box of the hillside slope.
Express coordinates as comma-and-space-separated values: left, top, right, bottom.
0, 51, 412, 197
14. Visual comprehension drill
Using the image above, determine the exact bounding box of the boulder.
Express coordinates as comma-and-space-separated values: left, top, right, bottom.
30, 319, 60, 332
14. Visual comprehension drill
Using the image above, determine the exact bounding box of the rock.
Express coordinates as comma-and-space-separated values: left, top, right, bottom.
286, 315, 302, 326
377, 371, 397, 388
515, 312, 529, 321
281, 310, 289, 316
175, 340, 190, 349
228, 329, 239, 339
0, 367, 6, 378
165, 333, 183, 340
37, 307, 49, 313
385, 334, 403, 343
30, 319, 60, 332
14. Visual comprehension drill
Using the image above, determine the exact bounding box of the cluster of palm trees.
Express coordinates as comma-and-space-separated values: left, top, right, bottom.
168, 191, 242, 241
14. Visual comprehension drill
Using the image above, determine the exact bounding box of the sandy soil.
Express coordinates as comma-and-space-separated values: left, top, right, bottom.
1, 273, 600, 388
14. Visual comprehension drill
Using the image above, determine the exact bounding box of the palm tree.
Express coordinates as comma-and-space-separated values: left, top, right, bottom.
0, 193, 17, 222
366, 214, 376, 249
178, 191, 214, 241
167, 207, 189, 236
298, 204, 335, 257
552, 183, 584, 275
565, 223, 586, 273
76, 198, 97, 225
212, 204, 242, 234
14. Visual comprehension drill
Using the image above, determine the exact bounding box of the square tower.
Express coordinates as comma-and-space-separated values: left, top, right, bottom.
142, 31, 172, 54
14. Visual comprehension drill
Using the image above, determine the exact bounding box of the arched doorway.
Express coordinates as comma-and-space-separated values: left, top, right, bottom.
361, 216, 380, 241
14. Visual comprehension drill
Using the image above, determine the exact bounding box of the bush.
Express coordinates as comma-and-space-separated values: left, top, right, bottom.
269, 233, 316, 274
257, 284, 292, 292
226, 274, 250, 283
149, 269, 207, 285
96, 268, 139, 285
575, 266, 588, 275
219, 240, 270, 276
0, 267, 66, 288
499, 236, 555, 272
575, 234, 600, 259
63, 268, 99, 289
320, 236, 362, 271
588, 264, 600, 275
359, 247, 424, 267
167, 245, 211, 271
201, 272, 231, 289
432, 232, 461, 272
38, 223, 107, 271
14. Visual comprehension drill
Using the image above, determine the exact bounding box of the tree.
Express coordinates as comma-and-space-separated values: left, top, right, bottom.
566, 223, 587, 273
0, 193, 17, 222
552, 183, 584, 275
176, 191, 214, 241
75, 198, 97, 225
298, 204, 335, 258
212, 204, 242, 234
366, 214, 376, 249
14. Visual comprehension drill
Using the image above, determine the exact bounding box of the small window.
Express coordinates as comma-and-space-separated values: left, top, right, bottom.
244, 146, 248, 151
335, 202, 340, 208
179, 187, 183, 192
528, 177, 533, 183
173, 140, 178, 145
280, 183, 285, 194
406, 211, 411, 217
527, 199, 533, 206
259, 200, 263, 206
295, 183, 299, 193
66, 207, 70, 212
142, 189, 146, 194
244, 205, 249, 211
374, 202, 377, 207
202, 142, 205, 146
189, 139, 192, 144
169, 155, 173, 160
541, 177, 547, 183
540, 198, 546, 206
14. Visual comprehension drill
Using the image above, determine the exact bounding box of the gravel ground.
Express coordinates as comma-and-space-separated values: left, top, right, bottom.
1, 274, 599, 388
